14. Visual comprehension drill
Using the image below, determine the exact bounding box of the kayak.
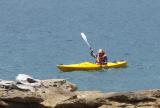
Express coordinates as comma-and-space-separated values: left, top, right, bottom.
57, 60, 127, 72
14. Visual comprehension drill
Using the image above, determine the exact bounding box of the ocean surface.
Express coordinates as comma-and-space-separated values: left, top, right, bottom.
0, 0, 160, 92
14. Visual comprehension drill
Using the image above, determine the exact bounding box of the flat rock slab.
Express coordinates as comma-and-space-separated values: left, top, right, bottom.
54, 90, 160, 108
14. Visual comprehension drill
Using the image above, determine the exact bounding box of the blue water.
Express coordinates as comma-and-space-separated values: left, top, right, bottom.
0, 0, 160, 92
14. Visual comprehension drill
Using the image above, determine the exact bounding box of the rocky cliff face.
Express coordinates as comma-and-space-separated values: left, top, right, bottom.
0, 79, 160, 108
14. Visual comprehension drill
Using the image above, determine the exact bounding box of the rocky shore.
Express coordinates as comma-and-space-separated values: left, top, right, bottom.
0, 79, 160, 108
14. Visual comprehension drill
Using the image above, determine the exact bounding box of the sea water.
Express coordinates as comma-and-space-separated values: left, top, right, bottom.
0, 0, 160, 92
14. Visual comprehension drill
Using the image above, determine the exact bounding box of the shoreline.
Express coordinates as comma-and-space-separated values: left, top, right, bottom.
0, 78, 159, 108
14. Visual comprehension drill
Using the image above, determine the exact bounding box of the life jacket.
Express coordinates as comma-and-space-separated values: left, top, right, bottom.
96, 54, 107, 65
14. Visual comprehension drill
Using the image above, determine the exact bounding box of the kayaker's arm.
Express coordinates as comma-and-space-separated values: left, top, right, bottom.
90, 50, 96, 58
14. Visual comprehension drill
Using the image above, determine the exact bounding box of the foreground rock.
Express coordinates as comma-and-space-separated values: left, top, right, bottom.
39, 79, 77, 107
0, 78, 160, 108
56, 90, 160, 108
0, 79, 77, 108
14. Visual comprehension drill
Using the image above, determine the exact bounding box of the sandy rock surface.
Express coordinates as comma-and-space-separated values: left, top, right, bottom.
0, 79, 160, 108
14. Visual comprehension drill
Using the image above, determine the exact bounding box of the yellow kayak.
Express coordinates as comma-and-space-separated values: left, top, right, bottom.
57, 60, 128, 72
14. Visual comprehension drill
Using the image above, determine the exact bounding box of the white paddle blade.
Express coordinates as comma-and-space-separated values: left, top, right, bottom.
81, 32, 91, 48
81, 33, 87, 41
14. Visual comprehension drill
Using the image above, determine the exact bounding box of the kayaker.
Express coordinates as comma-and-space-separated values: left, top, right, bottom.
90, 49, 108, 65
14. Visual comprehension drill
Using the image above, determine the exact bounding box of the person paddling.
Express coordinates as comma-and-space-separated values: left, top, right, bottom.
80, 33, 108, 65
90, 49, 108, 65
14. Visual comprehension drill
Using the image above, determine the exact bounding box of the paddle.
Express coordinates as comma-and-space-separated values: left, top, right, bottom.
81, 32, 93, 51
81, 33, 106, 67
